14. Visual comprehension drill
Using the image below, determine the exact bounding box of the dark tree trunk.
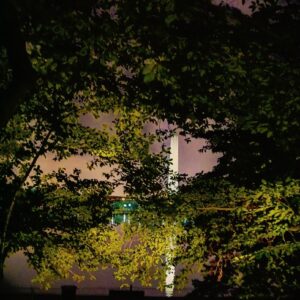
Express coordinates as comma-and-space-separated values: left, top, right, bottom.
0, 254, 4, 281
0, 0, 36, 129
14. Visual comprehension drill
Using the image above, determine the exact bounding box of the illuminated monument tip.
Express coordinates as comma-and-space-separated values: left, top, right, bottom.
168, 132, 179, 191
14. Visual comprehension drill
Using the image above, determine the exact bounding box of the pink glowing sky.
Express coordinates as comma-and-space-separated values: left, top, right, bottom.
214, 0, 251, 14
37, 113, 219, 196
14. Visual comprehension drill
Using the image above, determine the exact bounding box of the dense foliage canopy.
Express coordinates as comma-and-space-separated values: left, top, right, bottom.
0, 0, 299, 298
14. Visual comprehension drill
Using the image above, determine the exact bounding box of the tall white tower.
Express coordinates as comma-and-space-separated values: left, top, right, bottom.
165, 131, 178, 297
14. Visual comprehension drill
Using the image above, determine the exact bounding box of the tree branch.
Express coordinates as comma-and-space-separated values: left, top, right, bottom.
0, 130, 52, 263
197, 207, 236, 212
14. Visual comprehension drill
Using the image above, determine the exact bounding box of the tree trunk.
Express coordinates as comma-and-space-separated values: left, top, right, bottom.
0, 130, 52, 280
0, 0, 36, 129
0, 254, 4, 281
